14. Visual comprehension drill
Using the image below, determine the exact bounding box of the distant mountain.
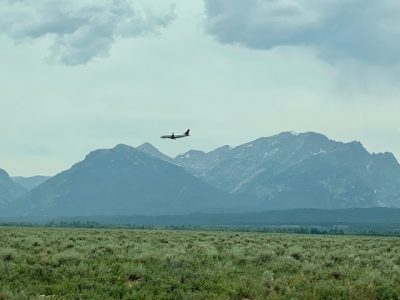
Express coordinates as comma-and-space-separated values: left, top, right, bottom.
0, 168, 26, 213
175, 146, 232, 177
12, 176, 50, 191
174, 132, 400, 209
21, 144, 234, 217
5, 131, 400, 217
137, 143, 173, 163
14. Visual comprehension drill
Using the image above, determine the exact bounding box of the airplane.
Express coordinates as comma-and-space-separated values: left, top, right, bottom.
161, 129, 190, 140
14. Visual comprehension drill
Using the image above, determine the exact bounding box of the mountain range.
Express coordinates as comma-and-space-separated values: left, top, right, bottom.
1, 131, 400, 217
174, 132, 400, 209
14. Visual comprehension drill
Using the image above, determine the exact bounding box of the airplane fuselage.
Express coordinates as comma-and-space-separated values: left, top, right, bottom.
161, 129, 190, 140
161, 135, 186, 139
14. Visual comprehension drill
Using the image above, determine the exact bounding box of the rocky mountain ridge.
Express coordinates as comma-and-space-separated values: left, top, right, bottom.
173, 132, 400, 209
1, 131, 399, 217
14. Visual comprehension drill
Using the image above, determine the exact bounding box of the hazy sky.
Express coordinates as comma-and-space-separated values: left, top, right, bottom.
1, 0, 400, 176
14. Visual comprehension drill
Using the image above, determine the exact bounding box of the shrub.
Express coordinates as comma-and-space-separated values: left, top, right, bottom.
0, 249, 15, 263
255, 250, 275, 265
0, 291, 12, 300
51, 250, 83, 266
288, 246, 303, 261
270, 256, 301, 274
262, 270, 274, 288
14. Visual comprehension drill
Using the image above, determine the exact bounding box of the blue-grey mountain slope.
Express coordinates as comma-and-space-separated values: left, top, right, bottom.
137, 142, 174, 163
12, 176, 50, 191
175, 132, 400, 209
0, 168, 26, 214
21, 144, 234, 217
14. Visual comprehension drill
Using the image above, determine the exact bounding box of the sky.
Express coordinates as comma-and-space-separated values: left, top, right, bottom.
1, 0, 400, 176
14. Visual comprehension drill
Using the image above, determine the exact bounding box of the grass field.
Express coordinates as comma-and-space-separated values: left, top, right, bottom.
0, 227, 399, 299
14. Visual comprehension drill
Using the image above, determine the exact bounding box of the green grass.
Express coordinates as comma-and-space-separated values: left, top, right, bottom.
0, 227, 399, 299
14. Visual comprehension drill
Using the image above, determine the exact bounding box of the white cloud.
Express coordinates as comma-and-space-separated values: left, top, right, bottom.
0, 0, 400, 176
0, 0, 175, 65
204, 0, 400, 64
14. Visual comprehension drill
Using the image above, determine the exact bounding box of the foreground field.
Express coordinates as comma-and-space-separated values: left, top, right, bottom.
0, 227, 399, 299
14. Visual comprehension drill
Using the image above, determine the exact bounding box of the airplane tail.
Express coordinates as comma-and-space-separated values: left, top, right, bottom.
185, 129, 190, 136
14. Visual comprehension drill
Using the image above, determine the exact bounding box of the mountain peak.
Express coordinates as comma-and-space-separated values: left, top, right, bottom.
382, 152, 399, 165
82, 144, 141, 164
0, 167, 27, 209
181, 150, 206, 156
137, 143, 173, 163
277, 131, 329, 140
21, 144, 231, 216
113, 144, 136, 152
373, 152, 400, 167
137, 142, 155, 149
347, 141, 367, 150
0, 168, 9, 178
208, 145, 232, 154
12, 176, 50, 191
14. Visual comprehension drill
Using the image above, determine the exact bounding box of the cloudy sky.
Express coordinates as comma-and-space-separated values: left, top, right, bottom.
1, 0, 400, 176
